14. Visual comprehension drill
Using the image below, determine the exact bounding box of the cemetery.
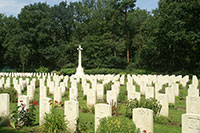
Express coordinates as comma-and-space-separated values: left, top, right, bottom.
0, 44, 199, 133
0, 72, 199, 133
0, 0, 199, 133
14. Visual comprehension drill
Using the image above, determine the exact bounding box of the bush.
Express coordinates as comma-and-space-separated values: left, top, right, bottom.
80, 104, 89, 113
169, 103, 176, 109
77, 119, 94, 133
40, 110, 68, 133
0, 116, 10, 127
35, 66, 49, 73
104, 82, 112, 94
85, 68, 124, 75
154, 116, 170, 125
125, 97, 162, 119
0, 88, 18, 103
80, 103, 94, 114
118, 89, 127, 103
10, 101, 37, 129
96, 116, 139, 133
60, 68, 76, 75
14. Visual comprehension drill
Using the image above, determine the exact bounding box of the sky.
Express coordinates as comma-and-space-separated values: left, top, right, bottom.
0, 0, 159, 17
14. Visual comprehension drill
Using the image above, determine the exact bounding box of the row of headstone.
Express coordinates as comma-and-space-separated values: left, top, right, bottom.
182, 75, 200, 133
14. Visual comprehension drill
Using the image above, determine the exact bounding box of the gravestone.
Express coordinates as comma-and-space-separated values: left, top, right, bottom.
157, 94, 168, 117
165, 87, 175, 104
145, 86, 154, 99
70, 87, 78, 101
182, 113, 200, 133
171, 83, 179, 96
106, 90, 117, 106
186, 96, 200, 114
18, 95, 29, 110
0, 93, 9, 116
39, 97, 52, 125
83, 83, 90, 96
95, 103, 112, 132
128, 91, 140, 101
40, 86, 47, 98
64, 100, 79, 132
87, 89, 96, 106
54, 87, 62, 103
188, 88, 199, 97
96, 84, 104, 100
27, 85, 34, 100
132, 108, 153, 133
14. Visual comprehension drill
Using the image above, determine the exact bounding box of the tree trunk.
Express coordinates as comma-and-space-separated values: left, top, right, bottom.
114, 49, 117, 56
125, 9, 130, 66
22, 63, 24, 72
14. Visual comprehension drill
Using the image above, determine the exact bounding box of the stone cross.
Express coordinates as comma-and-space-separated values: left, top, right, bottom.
77, 45, 83, 68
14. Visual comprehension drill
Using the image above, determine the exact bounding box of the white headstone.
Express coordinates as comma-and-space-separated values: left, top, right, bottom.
54, 87, 62, 103
87, 89, 96, 107
186, 96, 200, 114
95, 103, 112, 132
128, 91, 140, 101
106, 90, 117, 106
39, 97, 52, 125
70, 88, 78, 101
188, 88, 199, 97
27, 85, 34, 100
0, 93, 9, 116
145, 86, 154, 99
157, 94, 168, 117
96, 84, 104, 100
182, 113, 200, 133
132, 108, 153, 133
165, 87, 175, 104
18, 95, 29, 110
64, 100, 79, 132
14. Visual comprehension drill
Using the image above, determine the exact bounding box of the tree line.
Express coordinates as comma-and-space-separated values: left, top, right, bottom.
0, 0, 199, 74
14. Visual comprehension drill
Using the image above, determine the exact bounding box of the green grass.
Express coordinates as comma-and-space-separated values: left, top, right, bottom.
154, 123, 181, 133
2, 77, 193, 133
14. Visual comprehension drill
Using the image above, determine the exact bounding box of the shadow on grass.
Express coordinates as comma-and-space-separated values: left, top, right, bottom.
0, 127, 26, 133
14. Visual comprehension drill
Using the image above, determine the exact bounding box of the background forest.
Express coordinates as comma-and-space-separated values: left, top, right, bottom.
0, 0, 199, 75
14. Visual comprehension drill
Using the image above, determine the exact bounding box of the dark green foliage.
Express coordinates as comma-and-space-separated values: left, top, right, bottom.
60, 68, 76, 75
118, 87, 127, 103
104, 82, 112, 94
0, 88, 17, 103
0, 0, 199, 75
40, 110, 68, 133
35, 66, 49, 73
125, 97, 162, 119
77, 118, 94, 133
154, 116, 171, 125
169, 103, 176, 109
10, 102, 37, 129
85, 68, 124, 75
96, 116, 139, 133
0, 116, 10, 127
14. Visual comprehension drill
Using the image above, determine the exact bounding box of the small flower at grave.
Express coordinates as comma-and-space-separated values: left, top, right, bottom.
20, 100, 23, 102
59, 102, 62, 105
55, 100, 58, 103
32, 101, 38, 106
143, 130, 147, 133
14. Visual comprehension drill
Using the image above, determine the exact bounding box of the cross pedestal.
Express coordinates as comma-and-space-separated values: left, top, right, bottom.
75, 45, 84, 77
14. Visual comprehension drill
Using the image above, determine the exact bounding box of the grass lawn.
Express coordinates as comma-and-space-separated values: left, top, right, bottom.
1, 77, 193, 133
